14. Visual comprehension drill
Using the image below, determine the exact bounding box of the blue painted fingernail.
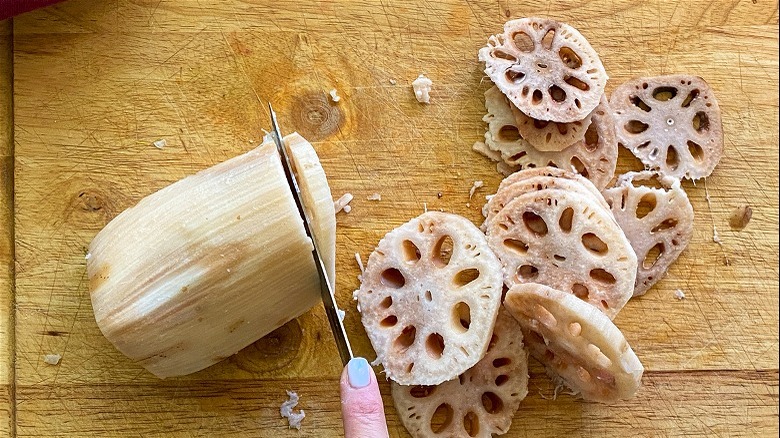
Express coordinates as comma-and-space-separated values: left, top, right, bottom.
347, 357, 371, 388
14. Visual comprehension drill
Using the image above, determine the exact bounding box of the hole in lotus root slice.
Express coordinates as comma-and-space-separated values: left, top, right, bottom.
652, 86, 678, 101
541, 28, 556, 50
486, 189, 635, 318
452, 301, 472, 332
482, 89, 617, 190
504, 239, 529, 254
610, 75, 723, 179
357, 212, 503, 385
559, 207, 574, 232
630, 95, 652, 112
564, 75, 590, 91
602, 172, 695, 296
589, 268, 616, 284
517, 264, 539, 280
390, 309, 529, 437
624, 120, 649, 134
498, 125, 522, 142
430, 403, 454, 433
381, 315, 398, 327
381, 268, 406, 288
395, 326, 417, 352
549, 84, 567, 102
643, 243, 665, 269
503, 283, 643, 403
635, 193, 657, 219
410, 385, 437, 398
687, 140, 705, 162
426, 333, 446, 359
380, 296, 393, 309
454, 269, 481, 287
692, 112, 710, 132
665, 145, 680, 170
462, 411, 480, 436
402, 240, 422, 262
512, 31, 535, 52
581, 233, 609, 255
492, 49, 518, 62
522, 211, 548, 235
432, 235, 454, 267
572, 283, 590, 300
478, 18, 607, 122
481, 392, 504, 414
559, 47, 583, 69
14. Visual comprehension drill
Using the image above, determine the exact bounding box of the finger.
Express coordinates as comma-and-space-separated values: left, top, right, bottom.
340, 357, 389, 438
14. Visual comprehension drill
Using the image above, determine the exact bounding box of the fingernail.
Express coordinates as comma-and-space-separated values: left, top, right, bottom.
347, 357, 371, 389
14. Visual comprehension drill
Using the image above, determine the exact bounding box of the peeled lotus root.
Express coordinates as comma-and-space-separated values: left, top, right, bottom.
482, 86, 617, 190
478, 17, 608, 122
391, 308, 528, 438
483, 167, 610, 228
511, 102, 593, 152
356, 211, 504, 385
504, 283, 643, 403
610, 75, 724, 180
603, 171, 694, 297
486, 189, 637, 319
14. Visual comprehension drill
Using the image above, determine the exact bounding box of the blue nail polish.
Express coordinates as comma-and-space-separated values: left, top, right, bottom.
347, 357, 371, 388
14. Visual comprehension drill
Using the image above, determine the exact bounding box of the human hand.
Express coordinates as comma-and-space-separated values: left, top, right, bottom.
340, 357, 389, 438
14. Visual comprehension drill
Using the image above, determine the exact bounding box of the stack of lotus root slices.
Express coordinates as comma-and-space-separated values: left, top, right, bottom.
355, 17, 723, 437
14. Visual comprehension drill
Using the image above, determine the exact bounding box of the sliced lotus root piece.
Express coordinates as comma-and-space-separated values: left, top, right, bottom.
602, 171, 694, 297
511, 103, 593, 151
391, 308, 528, 437
478, 17, 607, 122
610, 75, 724, 180
486, 189, 636, 319
356, 211, 504, 385
483, 86, 616, 190
484, 167, 611, 229
504, 283, 643, 403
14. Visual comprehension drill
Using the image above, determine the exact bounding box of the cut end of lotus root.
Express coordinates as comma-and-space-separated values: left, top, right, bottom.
610, 75, 723, 180
504, 283, 643, 403
486, 188, 636, 319
479, 17, 608, 122
603, 171, 694, 297
356, 211, 504, 385
391, 308, 529, 437
482, 86, 616, 190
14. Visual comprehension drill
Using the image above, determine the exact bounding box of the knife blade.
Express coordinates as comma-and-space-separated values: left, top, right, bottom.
268, 103, 354, 367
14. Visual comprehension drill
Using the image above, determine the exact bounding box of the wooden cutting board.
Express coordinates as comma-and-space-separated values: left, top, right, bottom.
1, 0, 778, 436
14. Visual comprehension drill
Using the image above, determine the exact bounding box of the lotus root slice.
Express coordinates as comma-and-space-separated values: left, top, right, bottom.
610, 75, 723, 180
504, 283, 643, 403
603, 171, 694, 296
484, 168, 611, 229
478, 17, 608, 122
356, 211, 504, 385
486, 189, 637, 319
511, 103, 593, 152
483, 86, 616, 190
392, 308, 528, 437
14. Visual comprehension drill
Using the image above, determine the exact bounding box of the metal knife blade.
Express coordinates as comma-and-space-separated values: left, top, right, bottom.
268, 103, 354, 366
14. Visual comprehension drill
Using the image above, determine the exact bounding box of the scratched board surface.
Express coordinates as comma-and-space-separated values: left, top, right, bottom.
4, 0, 779, 436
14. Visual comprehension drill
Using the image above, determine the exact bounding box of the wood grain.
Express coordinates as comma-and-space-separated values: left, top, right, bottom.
7, 0, 780, 436
1, 18, 15, 438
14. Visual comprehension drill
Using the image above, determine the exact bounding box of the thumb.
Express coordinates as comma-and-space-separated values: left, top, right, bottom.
340, 357, 389, 438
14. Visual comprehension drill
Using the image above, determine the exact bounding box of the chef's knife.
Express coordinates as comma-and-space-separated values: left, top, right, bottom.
268, 103, 354, 366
